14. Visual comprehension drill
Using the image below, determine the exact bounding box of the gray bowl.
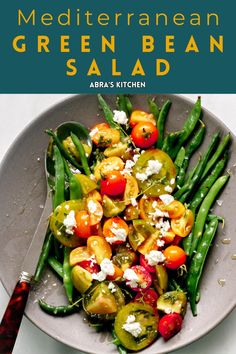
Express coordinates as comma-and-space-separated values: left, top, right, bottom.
0, 94, 235, 354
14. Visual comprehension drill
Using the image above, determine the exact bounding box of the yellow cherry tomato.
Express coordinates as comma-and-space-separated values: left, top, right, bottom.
171, 209, 194, 237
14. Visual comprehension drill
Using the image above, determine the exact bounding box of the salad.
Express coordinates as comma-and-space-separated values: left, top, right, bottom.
35, 94, 231, 352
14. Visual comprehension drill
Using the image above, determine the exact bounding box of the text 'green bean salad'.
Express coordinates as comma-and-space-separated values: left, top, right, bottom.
35, 95, 231, 352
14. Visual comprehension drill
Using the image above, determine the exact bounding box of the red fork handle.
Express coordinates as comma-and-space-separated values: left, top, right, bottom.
0, 272, 32, 354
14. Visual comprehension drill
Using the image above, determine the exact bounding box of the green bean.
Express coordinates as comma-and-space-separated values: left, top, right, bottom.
34, 232, 53, 282
187, 218, 219, 315
46, 129, 81, 170
148, 97, 160, 120
70, 132, 91, 176
98, 94, 117, 128
38, 299, 77, 316
175, 147, 186, 168
63, 159, 82, 200
207, 214, 224, 223
189, 175, 229, 257
174, 132, 220, 202
162, 130, 184, 159
53, 145, 65, 210
180, 96, 202, 143
156, 100, 171, 149
48, 257, 63, 278
117, 95, 132, 117
185, 157, 201, 183
63, 247, 73, 303
112, 329, 127, 354
200, 133, 231, 181
189, 154, 228, 212
182, 231, 193, 256
125, 96, 133, 117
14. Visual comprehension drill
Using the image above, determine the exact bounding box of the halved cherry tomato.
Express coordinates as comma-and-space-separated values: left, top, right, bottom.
101, 171, 126, 197
134, 288, 159, 308
124, 265, 152, 292
131, 122, 158, 149
107, 264, 124, 281
69, 246, 91, 267
74, 211, 91, 238
165, 200, 185, 219
87, 190, 102, 203
130, 110, 156, 128
78, 259, 100, 274
123, 174, 139, 205
139, 196, 166, 222
91, 123, 120, 147
103, 217, 129, 245
112, 245, 138, 271
161, 229, 176, 244
86, 198, 103, 226
163, 245, 186, 270
159, 313, 183, 340
124, 205, 139, 220
94, 156, 124, 180
87, 236, 112, 265
140, 254, 156, 273
171, 209, 194, 237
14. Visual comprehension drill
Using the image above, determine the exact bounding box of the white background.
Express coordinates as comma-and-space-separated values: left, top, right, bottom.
0, 94, 236, 354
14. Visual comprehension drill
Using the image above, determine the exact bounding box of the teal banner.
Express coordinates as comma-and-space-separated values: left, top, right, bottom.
0, 0, 235, 92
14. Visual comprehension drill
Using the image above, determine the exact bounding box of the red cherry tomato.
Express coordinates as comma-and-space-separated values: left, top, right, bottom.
163, 245, 186, 270
131, 122, 158, 149
139, 254, 156, 273
158, 313, 183, 340
74, 211, 91, 238
125, 265, 152, 292
134, 289, 159, 308
101, 171, 126, 197
78, 259, 100, 274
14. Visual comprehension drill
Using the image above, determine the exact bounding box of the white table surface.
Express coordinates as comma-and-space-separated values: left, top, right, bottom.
0, 94, 236, 354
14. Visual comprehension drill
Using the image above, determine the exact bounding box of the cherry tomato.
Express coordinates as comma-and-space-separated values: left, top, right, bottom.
74, 211, 91, 238
94, 156, 124, 180
163, 245, 186, 270
171, 209, 194, 237
78, 259, 100, 274
106, 264, 124, 281
161, 229, 176, 244
101, 171, 126, 197
131, 122, 158, 149
165, 200, 185, 219
91, 123, 120, 147
134, 289, 159, 308
87, 236, 112, 265
103, 217, 129, 245
130, 110, 156, 128
124, 265, 152, 292
139, 254, 156, 273
69, 246, 91, 267
86, 198, 103, 226
158, 313, 183, 340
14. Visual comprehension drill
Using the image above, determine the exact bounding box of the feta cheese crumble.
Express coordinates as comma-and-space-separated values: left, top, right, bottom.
123, 268, 139, 288
130, 197, 138, 207
92, 258, 115, 281
108, 282, 117, 293
87, 199, 97, 213
106, 223, 128, 244
156, 218, 171, 237
145, 250, 166, 266
159, 194, 174, 205
136, 160, 163, 182
63, 210, 76, 235
122, 159, 135, 175
164, 185, 173, 193
170, 178, 175, 185
113, 110, 128, 125
122, 315, 142, 338
157, 239, 165, 247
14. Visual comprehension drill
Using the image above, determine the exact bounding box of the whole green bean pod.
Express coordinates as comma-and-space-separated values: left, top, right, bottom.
63, 247, 73, 303
189, 175, 229, 257
189, 154, 228, 212
162, 130, 184, 158
174, 132, 220, 202
148, 97, 160, 120
70, 132, 91, 176
182, 231, 193, 256
48, 257, 63, 278
63, 159, 82, 200
175, 147, 186, 168
38, 299, 77, 316
181, 121, 206, 173
200, 133, 231, 181
53, 145, 65, 210
34, 232, 54, 282
187, 218, 219, 315
98, 94, 117, 128
156, 100, 171, 149
46, 129, 81, 169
